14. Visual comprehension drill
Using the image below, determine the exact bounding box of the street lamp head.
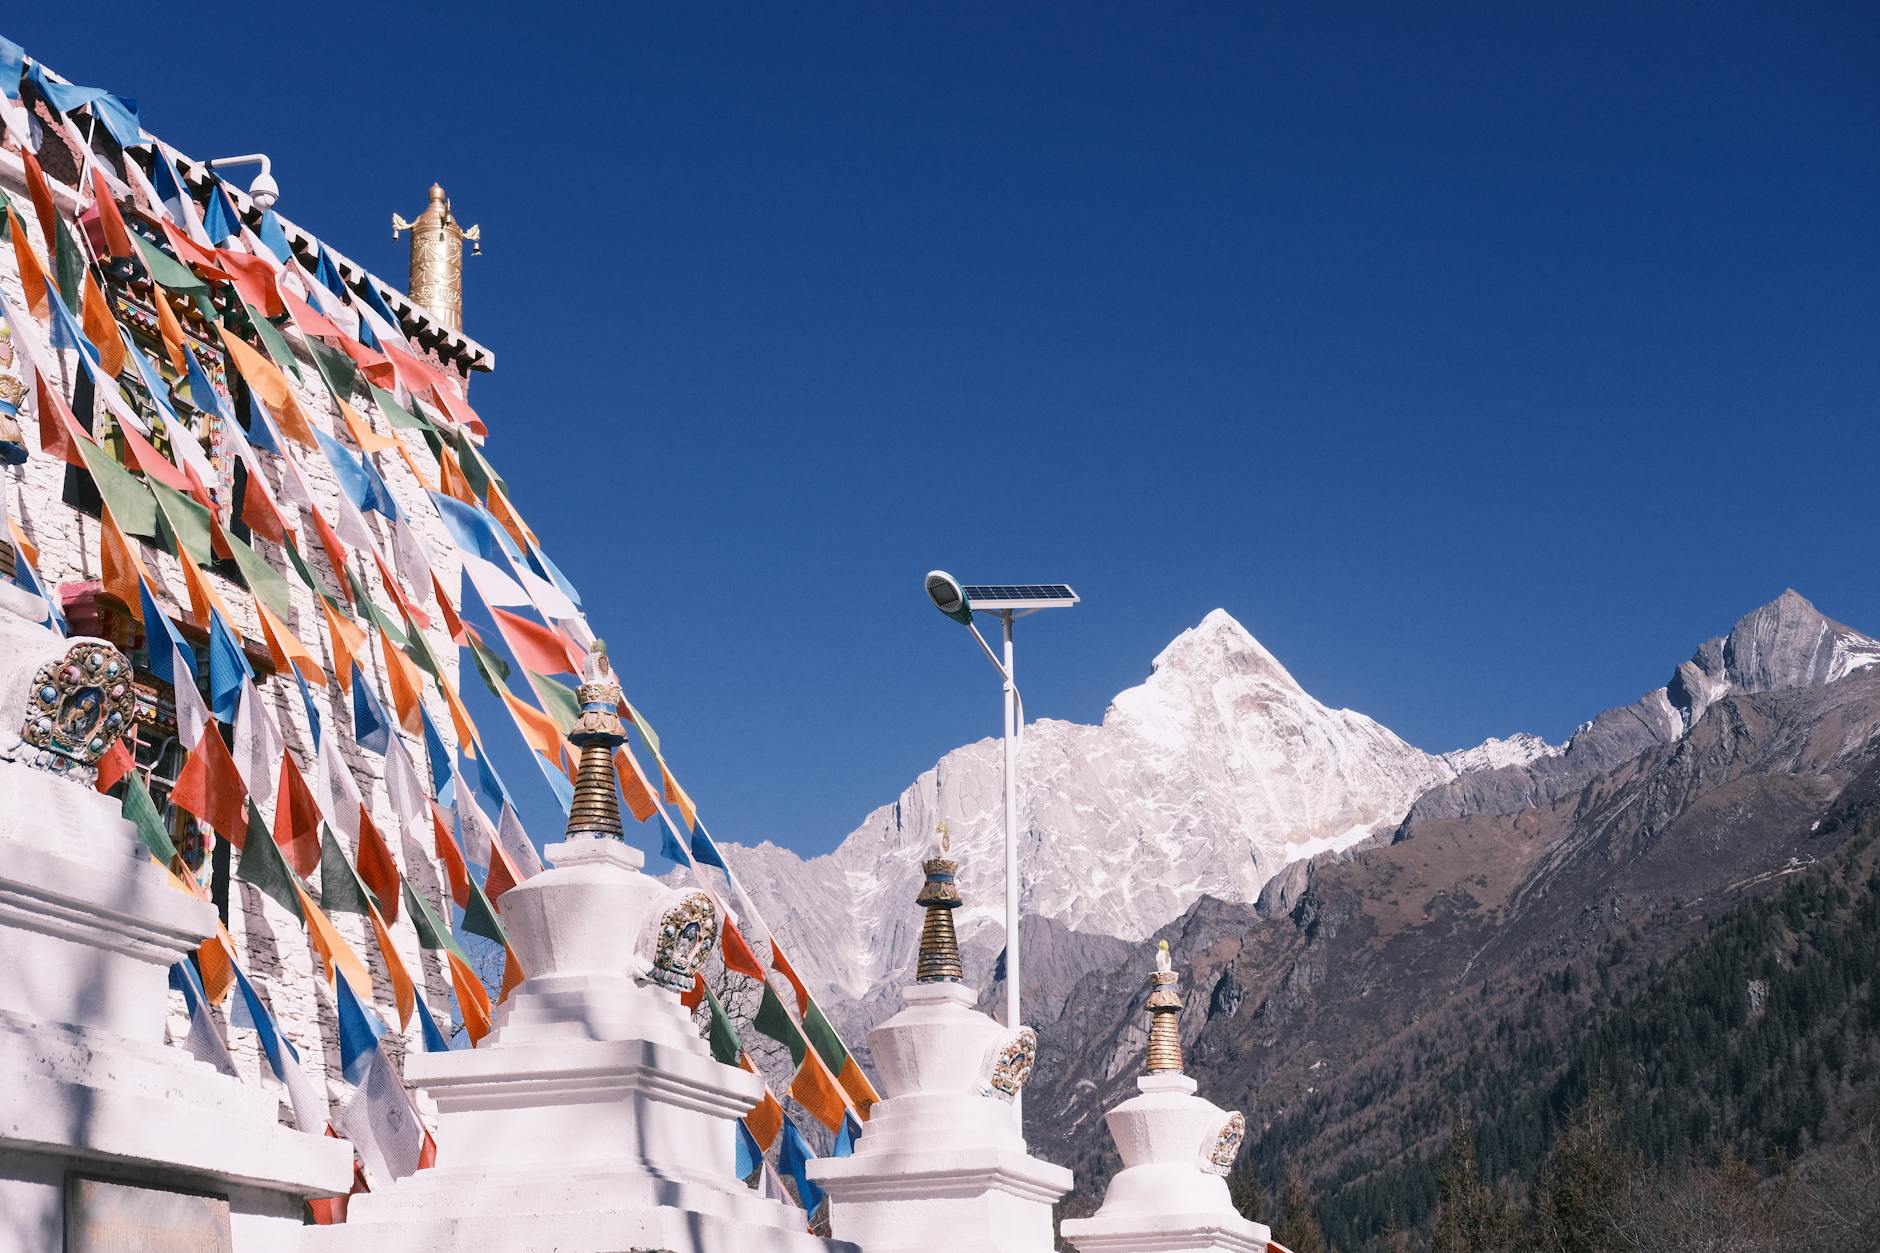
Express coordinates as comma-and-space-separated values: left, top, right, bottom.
924, 570, 973, 625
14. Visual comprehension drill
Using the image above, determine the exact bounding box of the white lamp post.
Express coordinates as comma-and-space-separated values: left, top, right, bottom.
922, 573, 1078, 1129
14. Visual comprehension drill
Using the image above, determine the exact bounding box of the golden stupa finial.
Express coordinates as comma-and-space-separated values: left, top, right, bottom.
392, 183, 480, 331
915, 821, 964, 983
564, 641, 626, 841
1145, 940, 1184, 1074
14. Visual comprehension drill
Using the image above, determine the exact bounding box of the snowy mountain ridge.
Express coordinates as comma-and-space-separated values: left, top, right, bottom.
722, 608, 1519, 1004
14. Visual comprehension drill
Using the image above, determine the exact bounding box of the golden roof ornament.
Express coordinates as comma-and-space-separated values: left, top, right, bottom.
915, 822, 965, 984
392, 183, 479, 331
564, 642, 626, 841
1145, 940, 1184, 1074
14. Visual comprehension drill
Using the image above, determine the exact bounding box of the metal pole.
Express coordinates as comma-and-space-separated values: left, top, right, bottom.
1001, 612, 1022, 1128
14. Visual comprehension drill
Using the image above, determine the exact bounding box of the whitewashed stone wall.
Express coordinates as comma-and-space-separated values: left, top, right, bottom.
0, 156, 474, 1126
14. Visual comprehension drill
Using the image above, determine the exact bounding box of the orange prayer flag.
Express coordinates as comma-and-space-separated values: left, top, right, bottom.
158, 218, 228, 277
437, 447, 476, 505
88, 168, 136, 260
80, 274, 128, 379
8, 518, 40, 569
272, 755, 324, 877
304, 506, 354, 607
790, 1049, 851, 1134
150, 281, 189, 372
743, 1065, 785, 1151
500, 945, 524, 1003
178, 546, 234, 627
171, 729, 247, 843
431, 801, 469, 911
681, 973, 707, 1012
97, 507, 148, 619
720, 917, 766, 981
319, 599, 365, 692
438, 672, 478, 747
196, 929, 237, 1005
355, 807, 402, 918
378, 627, 426, 734
446, 949, 493, 1045
661, 761, 698, 833
488, 486, 536, 550
296, 883, 373, 999
213, 249, 286, 319
370, 547, 430, 632
35, 374, 92, 468
7, 210, 50, 320
613, 748, 658, 823
770, 940, 811, 1017
218, 328, 316, 448
337, 399, 397, 453
367, 903, 415, 1028
500, 688, 567, 772
20, 150, 60, 257
837, 1056, 880, 1119
256, 600, 327, 688
428, 381, 486, 439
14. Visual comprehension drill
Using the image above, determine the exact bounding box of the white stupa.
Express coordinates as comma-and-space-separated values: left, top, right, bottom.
808, 826, 1072, 1253
1060, 942, 1270, 1253
309, 646, 853, 1253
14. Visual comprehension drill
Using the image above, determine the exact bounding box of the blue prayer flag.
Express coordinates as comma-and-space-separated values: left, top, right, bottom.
779, 1120, 826, 1215
692, 826, 728, 871
26, 63, 143, 147
0, 36, 23, 99
294, 666, 323, 750
315, 429, 398, 519
420, 706, 452, 799
658, 817, 691, 867
418, 1005, 452, 1053
334, 974, 387, 1086
313, 246, 350, 302
357, 278, 401, 332
351, 661, 392, 753
207, 611, 252, 724
139, 581, 194, 688
735, 1120, 763, 1182
536, 752, 575, 817
834, 1112, 861, 1158
204, 181, 240, 246
231, 962, 290, 1080
183, 346, 234, 423
256, 210, 293, 265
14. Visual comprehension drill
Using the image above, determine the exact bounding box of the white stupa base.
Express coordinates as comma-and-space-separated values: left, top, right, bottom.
811, 1145, 1071, 1253
1060, 1073, 1269, 1253
0, 760, 355, 1252
309, 836, 853, 1253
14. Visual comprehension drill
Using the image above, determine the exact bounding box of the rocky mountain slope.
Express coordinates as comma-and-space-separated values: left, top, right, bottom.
725, 608, 1493, 1016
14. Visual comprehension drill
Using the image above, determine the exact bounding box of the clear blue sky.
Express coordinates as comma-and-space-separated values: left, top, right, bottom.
12, 5, 1878, 858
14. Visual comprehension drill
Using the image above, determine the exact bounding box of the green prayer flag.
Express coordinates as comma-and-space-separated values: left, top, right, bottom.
121, 773, 179, 863
752, 983, 808, 1067
466, 633, 510, 699
802, 1002, 850, 1073
701, 982, 742, 1067
369, 385, 431, 433
462, 878, 508, 947
132, 235, 209, 296
244, 304, 302, 381
52, 216, 84, 308
223, 529, 295, 623
236, 804, 304, 922
77, 440, 161, 539
307, 339, 357, 400
148, 479, 214, 567
281, 532, 325, 598
629, 707, 661, 756
527, 673, 581, 737
320, 826, 372, 915
403, 881, 467, 959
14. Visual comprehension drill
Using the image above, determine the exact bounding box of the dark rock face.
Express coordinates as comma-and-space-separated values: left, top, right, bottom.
1399, 591, 1878, 833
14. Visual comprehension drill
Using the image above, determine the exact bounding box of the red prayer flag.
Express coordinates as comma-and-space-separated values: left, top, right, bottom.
272, 756, 323, 877
356, 807, 402, 918
20, 150, 60, 259
117, 417, 192, 493
490, 607, 581, 677
89, 168, 135, 259
770, 940, 812, 1017
485, 838, 522, 905
430, 801, 468, 912
172, 730, 247, 843
35, 375, 92, 468
95, 741, 133, 794
681, 973, 707, 1012
721, 917, 766, 981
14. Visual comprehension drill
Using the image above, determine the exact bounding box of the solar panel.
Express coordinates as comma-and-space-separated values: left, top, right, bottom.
961, 583, 1079, 610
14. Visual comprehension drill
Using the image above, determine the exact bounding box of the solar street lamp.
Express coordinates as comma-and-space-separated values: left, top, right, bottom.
922, 572, 1078, 1126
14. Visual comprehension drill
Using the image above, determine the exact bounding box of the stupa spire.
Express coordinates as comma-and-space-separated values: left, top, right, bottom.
1145, 940, 1184, 1074
915, 822, 965, 983
564, 642, 626, 840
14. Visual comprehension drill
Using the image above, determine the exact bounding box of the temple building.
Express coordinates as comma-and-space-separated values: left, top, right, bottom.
0, 33, 1296, 1253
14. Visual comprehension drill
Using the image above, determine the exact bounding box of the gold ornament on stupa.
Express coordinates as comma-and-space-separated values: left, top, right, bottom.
1145, 940, 1185, 1074
563, 642, 627, 841
915, 822, 965, 984
392, 183, 480, 331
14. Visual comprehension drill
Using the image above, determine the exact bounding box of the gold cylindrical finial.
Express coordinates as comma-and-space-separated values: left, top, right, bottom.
1145, 940, 1184, 1074
392, 183, 480, 331
915, 823, 964, 984
565, 644, 627, 841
